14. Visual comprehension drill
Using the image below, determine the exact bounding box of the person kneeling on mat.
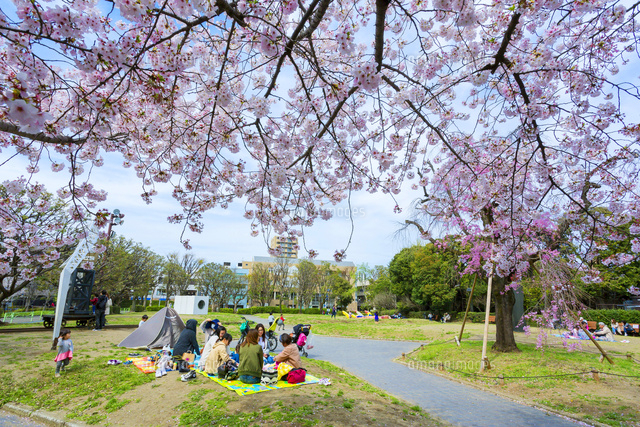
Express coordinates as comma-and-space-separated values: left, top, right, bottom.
205, 333, 235, 374
237, 329, 263, 384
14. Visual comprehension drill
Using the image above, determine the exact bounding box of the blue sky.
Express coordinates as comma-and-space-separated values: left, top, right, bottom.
0, 150, 422, 267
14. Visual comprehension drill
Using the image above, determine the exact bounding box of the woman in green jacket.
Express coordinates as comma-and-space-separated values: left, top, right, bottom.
238, 329, 263, 384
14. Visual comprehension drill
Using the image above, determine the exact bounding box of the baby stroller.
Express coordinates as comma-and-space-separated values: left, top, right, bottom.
291, 324, 312, 357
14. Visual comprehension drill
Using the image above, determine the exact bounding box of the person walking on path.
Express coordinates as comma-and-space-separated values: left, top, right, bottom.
267, 313, 275, 328
277, 314, 285, 331
94, 290, 108, 330
54, 328, 73, 377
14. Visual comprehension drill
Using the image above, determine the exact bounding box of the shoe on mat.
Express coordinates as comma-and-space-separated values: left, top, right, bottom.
181, 370, 197, 382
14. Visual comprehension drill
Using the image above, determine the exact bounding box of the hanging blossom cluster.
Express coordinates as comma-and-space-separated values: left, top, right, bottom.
0, 0, 638, 267
352, 62, 382, 92
519, 259, 592, 350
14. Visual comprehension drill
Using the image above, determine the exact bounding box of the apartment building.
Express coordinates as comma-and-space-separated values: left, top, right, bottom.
241, 256, 356, 308
269, 236, 299, 258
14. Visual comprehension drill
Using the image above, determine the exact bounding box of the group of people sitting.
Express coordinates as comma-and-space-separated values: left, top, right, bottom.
609, 319, 637, 336
172, 318, 302, 385
425, 312, 450, 322
563, 318, 636, 342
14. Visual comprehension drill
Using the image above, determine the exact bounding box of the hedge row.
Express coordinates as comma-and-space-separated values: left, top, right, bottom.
375, 310, 459, 320
466, 312, 492, 323
235, 306, 324, 315
438, 309, 640, 325
583, 309, 640, 325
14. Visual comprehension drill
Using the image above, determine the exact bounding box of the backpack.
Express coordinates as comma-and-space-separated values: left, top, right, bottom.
287, 368, 307, 384
96, 296, 107, 310
177, 360, 191, 373
224, 371, 238, 381
217, 360, 238, 380
260, 370, 278, 386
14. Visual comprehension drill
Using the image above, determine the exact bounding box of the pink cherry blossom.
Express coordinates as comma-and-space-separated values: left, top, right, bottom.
0, 0, 637, 275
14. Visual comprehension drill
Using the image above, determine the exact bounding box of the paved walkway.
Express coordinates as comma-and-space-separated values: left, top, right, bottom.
245, 315, 580, 426
1, 316, 42, 324
0, 410, 45, 427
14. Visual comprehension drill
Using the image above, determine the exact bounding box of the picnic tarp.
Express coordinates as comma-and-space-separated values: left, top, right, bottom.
118, 307, 185, 349
127, 356, 156, 374
196, 370, 320, 396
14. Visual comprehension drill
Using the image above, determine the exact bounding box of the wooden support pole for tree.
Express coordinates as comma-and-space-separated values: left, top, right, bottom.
458, 274, 478, 345
480, 273, 494, 372
580, 323, 614, 365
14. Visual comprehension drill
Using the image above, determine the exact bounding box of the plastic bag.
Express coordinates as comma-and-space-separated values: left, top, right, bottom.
305, 334, 314, 350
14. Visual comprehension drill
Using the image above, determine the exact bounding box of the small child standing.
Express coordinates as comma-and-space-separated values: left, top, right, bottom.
54, 329, 73, 378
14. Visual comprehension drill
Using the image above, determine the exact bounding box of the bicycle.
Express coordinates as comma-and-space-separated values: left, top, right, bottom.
237, 316, 253, 346
265, 320, 278, 352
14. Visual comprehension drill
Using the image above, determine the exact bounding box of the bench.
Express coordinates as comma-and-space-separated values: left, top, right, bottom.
485, 315, 495, 323
615, 322, 640, 336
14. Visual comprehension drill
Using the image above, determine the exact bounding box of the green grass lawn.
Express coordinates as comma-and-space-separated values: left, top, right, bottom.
4, 309, 638, 425
0, 327, 441, 426
246, 312, 640, 426
405, 339, 640, 426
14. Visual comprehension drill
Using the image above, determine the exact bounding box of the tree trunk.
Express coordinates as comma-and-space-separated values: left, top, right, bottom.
491, 276, 520, 352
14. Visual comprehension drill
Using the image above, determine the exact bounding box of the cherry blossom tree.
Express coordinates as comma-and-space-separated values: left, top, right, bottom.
0, 178, 98, 306
1, 0, 639, 349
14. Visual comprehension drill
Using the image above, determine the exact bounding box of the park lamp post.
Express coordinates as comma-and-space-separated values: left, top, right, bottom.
106, 209, 125, 240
